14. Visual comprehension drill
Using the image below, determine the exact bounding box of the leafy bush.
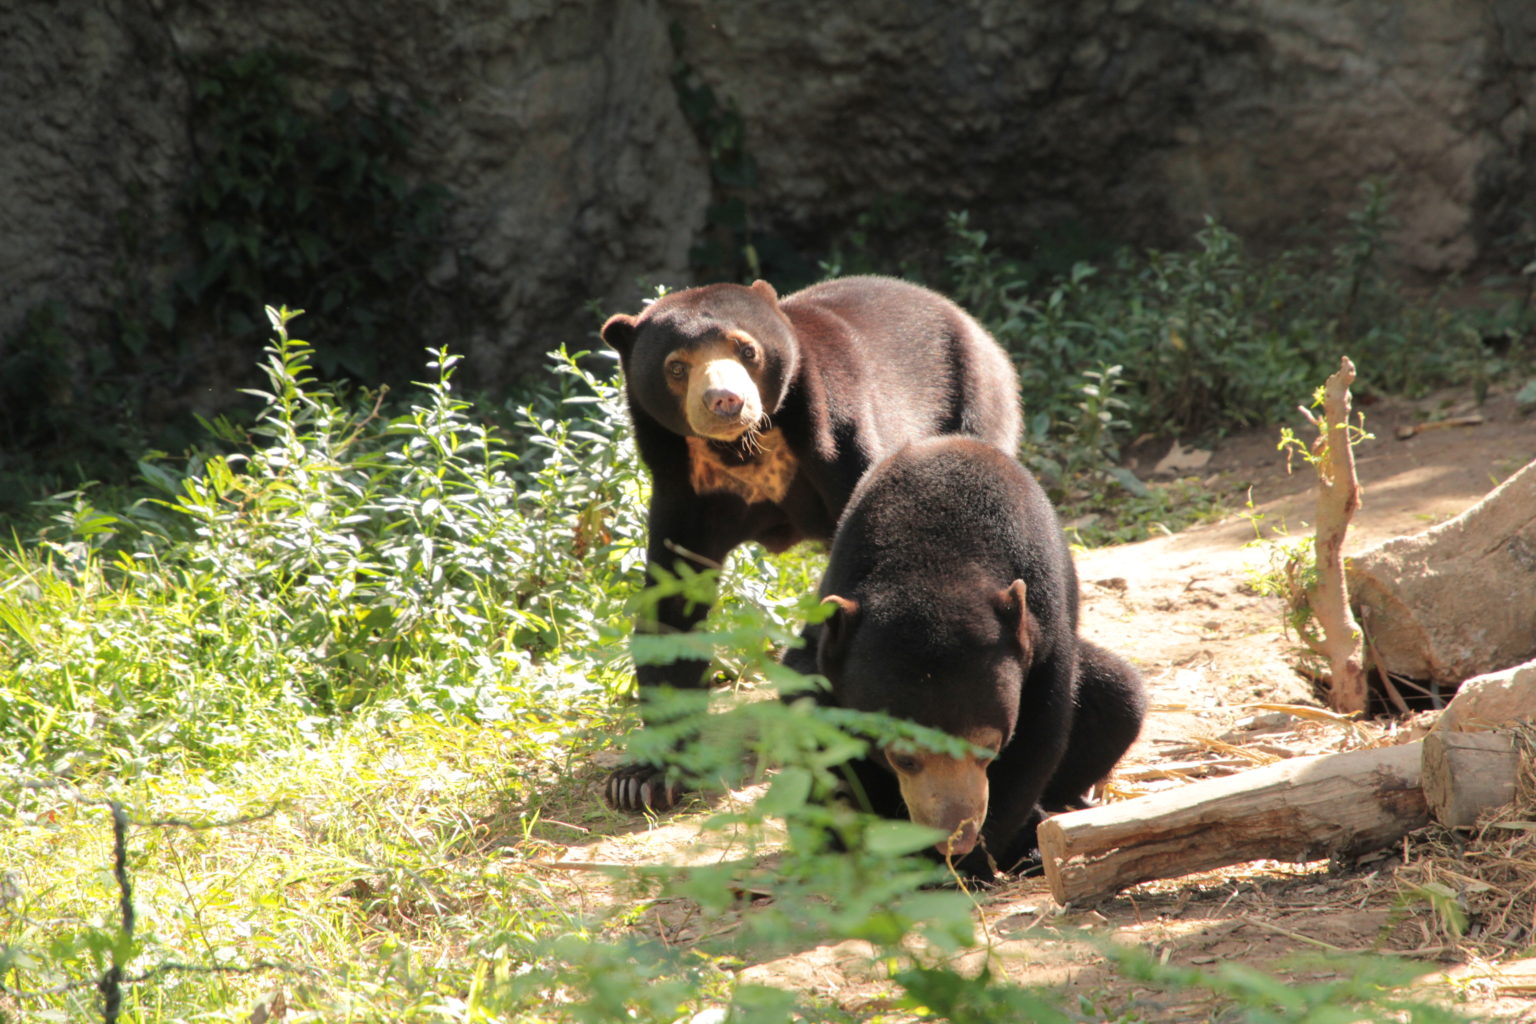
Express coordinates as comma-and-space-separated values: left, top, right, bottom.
0, 307, 645, 774
831, 187, 1531, 525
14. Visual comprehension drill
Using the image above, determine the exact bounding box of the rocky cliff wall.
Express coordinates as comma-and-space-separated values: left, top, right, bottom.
1, 0, 708, 389
2, 0, 1531, 394
666, 0, 1535, 274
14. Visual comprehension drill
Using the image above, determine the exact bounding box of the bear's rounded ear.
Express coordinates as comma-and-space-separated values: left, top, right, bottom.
749, 279, 779, 305
819, 594, 860, 667
601, 313, 639, 356
994, 579, 1037, 658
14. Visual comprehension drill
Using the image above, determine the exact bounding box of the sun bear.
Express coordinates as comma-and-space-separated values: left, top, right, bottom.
600, 276, 1022, 812
792, 436, 1146, 880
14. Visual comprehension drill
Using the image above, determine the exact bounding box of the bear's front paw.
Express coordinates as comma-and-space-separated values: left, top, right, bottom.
604, 763, 689, 813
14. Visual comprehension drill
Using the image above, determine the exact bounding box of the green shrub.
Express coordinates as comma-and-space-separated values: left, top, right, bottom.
911, 188, 1532, 531
0, 308, 645, 774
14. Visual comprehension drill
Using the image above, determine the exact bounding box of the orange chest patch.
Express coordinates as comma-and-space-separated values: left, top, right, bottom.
686, 428, 799, 505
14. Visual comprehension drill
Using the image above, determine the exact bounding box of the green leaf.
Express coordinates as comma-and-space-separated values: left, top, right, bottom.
1514, 379, 1536, 412
1106, 466, 1150, 497
862, 819, 944, 857
755, 766, 812, 816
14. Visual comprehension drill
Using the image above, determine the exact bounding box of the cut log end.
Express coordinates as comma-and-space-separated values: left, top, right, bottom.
1422, 730, 1520, 829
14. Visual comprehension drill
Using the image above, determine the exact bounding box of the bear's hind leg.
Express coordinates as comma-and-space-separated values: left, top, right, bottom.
1040, 640, 1147, 812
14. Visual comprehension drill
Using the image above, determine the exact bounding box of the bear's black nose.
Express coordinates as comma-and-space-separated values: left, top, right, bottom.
705, 388, 744, 418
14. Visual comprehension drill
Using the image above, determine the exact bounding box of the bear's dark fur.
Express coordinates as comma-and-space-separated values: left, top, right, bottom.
601, 277, 1022, 812
795, 436, 1146, 880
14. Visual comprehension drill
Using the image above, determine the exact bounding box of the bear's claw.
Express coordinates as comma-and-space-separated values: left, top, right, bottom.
604, 763, 688, 813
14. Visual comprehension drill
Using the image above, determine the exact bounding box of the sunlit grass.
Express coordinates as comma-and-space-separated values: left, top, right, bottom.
2, 702, 621, 1022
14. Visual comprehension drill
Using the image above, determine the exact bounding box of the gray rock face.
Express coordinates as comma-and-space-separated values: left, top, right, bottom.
666, 0, 1535, 274
2, 0, 1532, 395
1, 0, 708, 388
2, 3, 189, 357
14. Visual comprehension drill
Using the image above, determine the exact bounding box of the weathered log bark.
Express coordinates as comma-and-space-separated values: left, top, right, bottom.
1038, 743, 1427, 904
1421, 730, 1520, 828
1436, 659, 1536, 733
1348, 458, 1536, 688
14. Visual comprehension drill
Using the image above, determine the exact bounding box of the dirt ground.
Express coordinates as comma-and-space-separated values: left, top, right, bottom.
564, 383, 1536, 1022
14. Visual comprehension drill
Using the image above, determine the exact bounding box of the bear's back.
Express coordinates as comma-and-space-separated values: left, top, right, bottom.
826, 436, 1075, 631
777, 277, 1021, 460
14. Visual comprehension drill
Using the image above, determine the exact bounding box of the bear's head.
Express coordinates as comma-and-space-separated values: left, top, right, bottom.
817, 579, 1036, 860
601, 280, 798, 443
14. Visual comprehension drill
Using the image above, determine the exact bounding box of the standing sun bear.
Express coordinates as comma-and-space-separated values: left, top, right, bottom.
791, 437, 1147, 880
601, 276, 1021, 812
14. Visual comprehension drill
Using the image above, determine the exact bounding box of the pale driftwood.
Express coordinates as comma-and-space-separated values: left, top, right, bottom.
1348, 457, 1536, 688
1393, 413, 1484, 440
1301, 356, 1370, 715
1436, 659, 1536, 733
1421, 731, 1520, 828
1038, 743, 1427, 904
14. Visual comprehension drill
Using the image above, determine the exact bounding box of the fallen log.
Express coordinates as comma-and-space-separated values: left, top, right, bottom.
1392, 413, 1484, 440
1421, 730, 1520, 828
1038, 743, 1427, 905
1348, 457, 1536, 688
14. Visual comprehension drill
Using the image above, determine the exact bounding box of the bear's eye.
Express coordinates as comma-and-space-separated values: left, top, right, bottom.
735, 340, 759, 363
889, 752, 923, 775
665, 360, 688, 381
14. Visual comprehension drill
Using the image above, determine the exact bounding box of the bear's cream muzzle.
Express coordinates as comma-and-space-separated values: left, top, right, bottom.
894, 753, 990, 860
685, 355, 764, 441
